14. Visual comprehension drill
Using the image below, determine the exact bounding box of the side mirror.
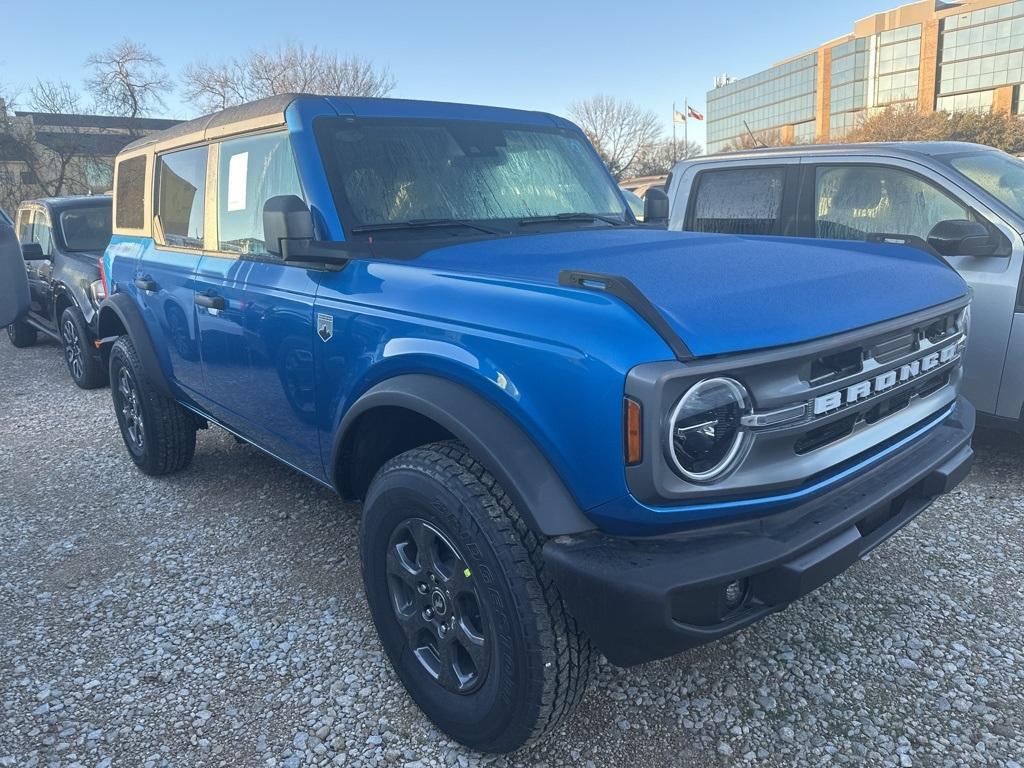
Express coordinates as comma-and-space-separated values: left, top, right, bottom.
926, 219, 998, 257
21, 242, 45, 261
643, 188, 670, 225
263, 195, 314, 258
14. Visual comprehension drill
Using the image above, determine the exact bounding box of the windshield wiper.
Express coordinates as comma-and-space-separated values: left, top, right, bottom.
518, 212, 627, 227
350, 218, 505, 236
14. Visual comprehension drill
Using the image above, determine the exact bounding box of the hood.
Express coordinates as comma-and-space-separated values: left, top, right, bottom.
403, 229, 969, 358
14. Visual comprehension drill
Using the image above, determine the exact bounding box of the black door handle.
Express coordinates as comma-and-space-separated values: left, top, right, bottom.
134, 276, 157, 292
194, 293, 226, 310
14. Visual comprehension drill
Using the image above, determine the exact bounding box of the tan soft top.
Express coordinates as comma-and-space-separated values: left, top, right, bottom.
119, 93, 312, 158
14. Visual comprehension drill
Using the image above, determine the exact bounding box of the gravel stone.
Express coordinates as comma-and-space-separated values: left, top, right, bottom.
1, 339, 1023, 766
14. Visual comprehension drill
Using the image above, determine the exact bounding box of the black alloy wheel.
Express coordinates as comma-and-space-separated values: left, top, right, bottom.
385, 517, 490, 694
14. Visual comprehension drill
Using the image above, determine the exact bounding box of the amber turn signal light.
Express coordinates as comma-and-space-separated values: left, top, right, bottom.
624, 397, 642, 465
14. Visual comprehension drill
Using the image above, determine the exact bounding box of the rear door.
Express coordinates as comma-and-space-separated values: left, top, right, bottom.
193, 131, 321, 476
139, 144, 209, 397
798, 158, 1021, 416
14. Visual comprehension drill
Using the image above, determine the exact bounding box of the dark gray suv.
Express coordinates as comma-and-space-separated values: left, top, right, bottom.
7, 196, 112, 388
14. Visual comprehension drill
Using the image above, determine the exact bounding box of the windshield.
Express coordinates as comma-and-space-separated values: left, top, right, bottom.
315, 118, 627, 232
59, 205, 112, 252
946, 150, 1024, 219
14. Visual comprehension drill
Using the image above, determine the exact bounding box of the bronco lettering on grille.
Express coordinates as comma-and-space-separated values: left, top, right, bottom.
812, 343, 959, 416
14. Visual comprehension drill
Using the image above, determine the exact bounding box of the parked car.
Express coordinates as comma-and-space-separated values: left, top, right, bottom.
7, 196, 112, 388
0, 217, 29, 327
667, 142, 1024, 432
95, 95, 973, 752
620, 186, 645, 221
620, 173, 668, 198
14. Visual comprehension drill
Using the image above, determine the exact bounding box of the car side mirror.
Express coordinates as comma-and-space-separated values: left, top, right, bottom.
263, 195, 314, 258
21, 242, 45, 261
926, 219, 998, 257
643, 188, 670, 225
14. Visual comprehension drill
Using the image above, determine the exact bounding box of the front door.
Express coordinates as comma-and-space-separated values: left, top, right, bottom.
16, 207, 55, 323
193, 131, 322, 476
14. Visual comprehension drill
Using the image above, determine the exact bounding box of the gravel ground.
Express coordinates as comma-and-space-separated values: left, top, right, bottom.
1, 336, 1023, 768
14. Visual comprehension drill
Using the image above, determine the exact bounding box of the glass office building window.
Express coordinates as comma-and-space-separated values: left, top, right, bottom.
706, 53, 818, 153
875, 25, 921, 105
830, 37, 869, 138
939, 1, 1024, 97
936, 89, 996, 111
829, 25, 920, 139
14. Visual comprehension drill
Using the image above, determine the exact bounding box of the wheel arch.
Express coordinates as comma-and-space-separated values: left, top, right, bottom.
333, 374, 596, 537
96, 293, 173, 397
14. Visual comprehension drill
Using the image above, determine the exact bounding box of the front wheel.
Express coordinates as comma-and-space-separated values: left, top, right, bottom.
109, 336, 197, 475
360, 441, 592, 753
60, 307, 107, 389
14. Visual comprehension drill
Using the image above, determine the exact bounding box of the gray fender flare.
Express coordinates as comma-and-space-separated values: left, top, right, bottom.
96, 293, 173, 397
333, 374, 597, 537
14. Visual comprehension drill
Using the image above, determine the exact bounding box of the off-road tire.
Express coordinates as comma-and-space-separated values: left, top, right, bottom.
109, 335, 196, 475
60, 306, 107, 389
6, 319, 37, 348
360, 441, 593, 753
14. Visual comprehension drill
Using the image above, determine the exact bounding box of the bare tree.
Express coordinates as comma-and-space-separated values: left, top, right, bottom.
721, 127, 793, 152
0, 79, 107, 209
568, 95, 662, 180
85, 39, 171, 120
182, 43, 396, 113
627, 138, 702, 178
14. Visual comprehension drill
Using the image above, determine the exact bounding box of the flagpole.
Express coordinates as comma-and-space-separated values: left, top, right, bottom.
672, 102, 677, 165
684, 98, 689, 160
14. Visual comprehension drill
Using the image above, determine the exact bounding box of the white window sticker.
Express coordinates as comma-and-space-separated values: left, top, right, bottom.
227, 152, 249, 212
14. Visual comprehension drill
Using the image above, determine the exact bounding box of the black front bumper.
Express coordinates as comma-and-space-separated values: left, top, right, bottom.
543, 397, 975, 667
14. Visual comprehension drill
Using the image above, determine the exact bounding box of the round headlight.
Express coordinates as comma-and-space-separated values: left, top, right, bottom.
667, 377, 750, 482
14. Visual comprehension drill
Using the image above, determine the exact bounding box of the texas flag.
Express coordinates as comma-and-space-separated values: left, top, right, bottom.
688, 106, 705, 121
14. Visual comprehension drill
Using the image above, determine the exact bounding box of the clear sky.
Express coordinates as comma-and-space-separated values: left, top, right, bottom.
3, 0, 889, 149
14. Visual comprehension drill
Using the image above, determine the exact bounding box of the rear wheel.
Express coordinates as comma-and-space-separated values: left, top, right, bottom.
60, 306, 106, 389
6, 319, 37, 348
109, 336, 196, 475
360, 441, 592, 753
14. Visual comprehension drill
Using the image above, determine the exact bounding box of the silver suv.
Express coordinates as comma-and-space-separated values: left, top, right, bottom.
667, 142, 1024, 432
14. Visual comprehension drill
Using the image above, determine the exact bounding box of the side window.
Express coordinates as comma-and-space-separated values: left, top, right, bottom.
115, 156, 147, 231
689, 167, 785, 235
156, 145, 209, 249
217, 132, 303, 256
16, 210, 33, 244
33, 212, 53, 256
815, 166, 971, 242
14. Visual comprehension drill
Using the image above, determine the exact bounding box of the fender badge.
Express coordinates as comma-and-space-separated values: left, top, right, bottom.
316, 313, 333, 342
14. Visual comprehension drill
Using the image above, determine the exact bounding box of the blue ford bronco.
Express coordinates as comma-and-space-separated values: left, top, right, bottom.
92, 94, 974, 752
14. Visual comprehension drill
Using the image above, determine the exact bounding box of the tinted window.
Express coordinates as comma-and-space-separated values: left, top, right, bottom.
60, 205, 113, 252
156, 146, 208, 249
115, 156, 147, 230
815, 166, 970, 241
690, 167, 785, 235
316, 118, 626, 228
218, 132, 303, 256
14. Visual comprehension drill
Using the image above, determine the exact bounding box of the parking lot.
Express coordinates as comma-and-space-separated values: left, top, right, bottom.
1, 337, 1022, 768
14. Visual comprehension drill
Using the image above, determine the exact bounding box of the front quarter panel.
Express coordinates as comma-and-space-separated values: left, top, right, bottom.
313, 259, 674, 513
